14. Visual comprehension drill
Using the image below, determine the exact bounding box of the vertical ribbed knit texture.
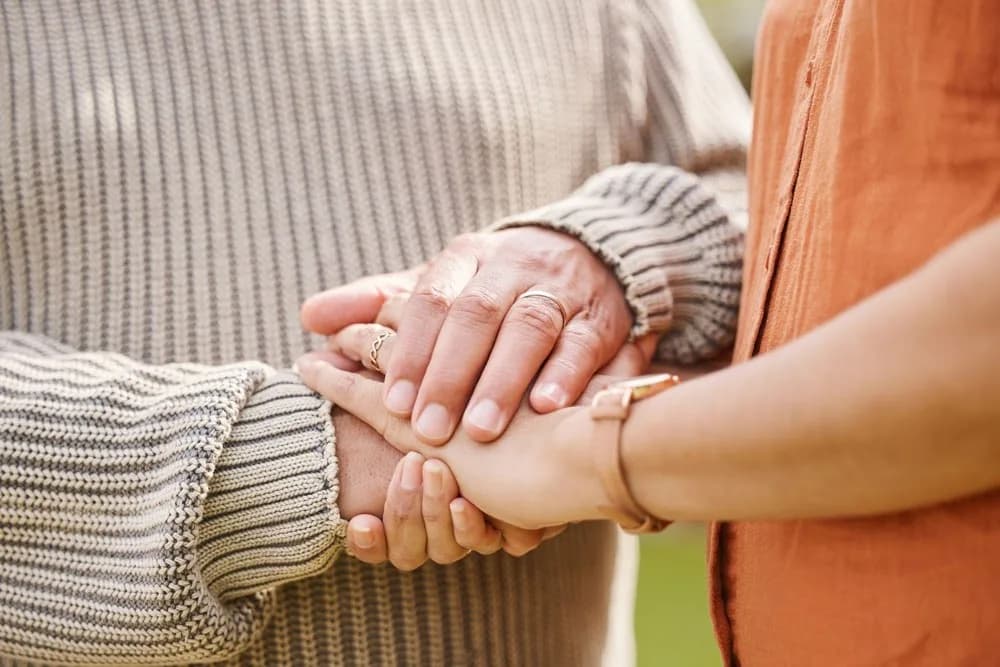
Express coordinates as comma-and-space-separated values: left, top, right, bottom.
1, 1, 749, 664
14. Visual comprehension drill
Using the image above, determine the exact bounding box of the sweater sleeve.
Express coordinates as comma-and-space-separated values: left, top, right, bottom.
493, 0, 750, 364
0, 331, 345, 664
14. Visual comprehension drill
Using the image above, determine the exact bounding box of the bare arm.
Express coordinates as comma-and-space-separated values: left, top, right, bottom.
620, 219, 1000, 521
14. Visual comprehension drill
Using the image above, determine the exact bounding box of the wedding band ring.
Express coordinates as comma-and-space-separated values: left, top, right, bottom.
517, 289, 569, 325
368, 329, 394, 374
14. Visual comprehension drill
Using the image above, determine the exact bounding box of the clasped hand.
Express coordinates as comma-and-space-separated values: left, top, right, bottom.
298, 227, 653, 569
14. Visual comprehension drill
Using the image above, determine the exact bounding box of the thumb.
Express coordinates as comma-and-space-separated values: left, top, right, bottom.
300, 268, 420, 334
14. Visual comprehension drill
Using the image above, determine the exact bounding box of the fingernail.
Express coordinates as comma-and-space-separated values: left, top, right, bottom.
385, 380, 417, 414
294, 354, 321, 377
424, 462, 443, 496
466, 399, 502, 434
449, 499, 466, 520
401, 452, 423, 492
534, 382, 567, 409
354, 526, 375, 549
415, 403, 452, 441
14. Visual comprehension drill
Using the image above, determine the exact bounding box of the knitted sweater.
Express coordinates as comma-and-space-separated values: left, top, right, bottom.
0, 1, 749, 665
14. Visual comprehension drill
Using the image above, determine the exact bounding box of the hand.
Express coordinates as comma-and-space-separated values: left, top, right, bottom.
299, 354, 620, 530
320, 354, 550, 566
301, 227, 634, 444
346, 453, 559, 569
327, 319, 656, 390
332, 408, 401, 519
336, 395, 545, 567
331, 331, 651, 560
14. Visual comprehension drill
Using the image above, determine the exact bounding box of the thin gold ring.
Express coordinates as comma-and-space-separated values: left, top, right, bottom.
368, 330, 394, 374
517, 289, 569, 326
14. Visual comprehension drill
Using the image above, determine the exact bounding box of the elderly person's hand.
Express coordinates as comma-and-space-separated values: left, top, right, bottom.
301, 227, 636, 444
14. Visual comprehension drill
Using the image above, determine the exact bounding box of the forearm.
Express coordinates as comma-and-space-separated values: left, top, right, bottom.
0, 334, 344, 662
621, 219, 1000, 521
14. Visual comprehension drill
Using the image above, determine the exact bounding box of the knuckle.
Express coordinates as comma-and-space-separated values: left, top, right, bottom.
451, 289, 505, 326
329, 369, 359, 394
513, 250, 567, 276
376, 412, 396, 440
412, 286, 453, 316
510, 301, 564, 340
388, 501, 417, 525
580, 294, 626, 338
562, 327, 603, 363
421, 505, 446, 523
509, 234, 580, 274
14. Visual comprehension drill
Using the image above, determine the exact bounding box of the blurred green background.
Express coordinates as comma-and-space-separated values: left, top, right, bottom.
633, 3, 763, 665
636, 525, 718, 666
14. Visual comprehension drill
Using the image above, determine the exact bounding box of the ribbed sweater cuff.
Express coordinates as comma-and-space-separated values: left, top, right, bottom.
492, 164, 744, 363
198, 371, 345, 601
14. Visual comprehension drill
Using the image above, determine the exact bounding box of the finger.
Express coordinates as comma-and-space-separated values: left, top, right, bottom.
411, 272, 524, 444
300, 268, 419, 334
493, 521, 545, 557
296, 349, 362, 373
420, 460, 470, 564
376, 292, 408, 330
383, 248, 478, 417
598, 333, 659, 377
529, 314, 627, 413
384, 452, 429, 571
346, 515, 389, 564
462, 288, 571, 441
542, 524, 568, 541
449, 498, 502, 555
329, 324, 396, 374
296, 354, 424, 455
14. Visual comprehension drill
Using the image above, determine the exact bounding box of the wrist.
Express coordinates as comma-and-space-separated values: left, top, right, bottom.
553, 407, 609, 522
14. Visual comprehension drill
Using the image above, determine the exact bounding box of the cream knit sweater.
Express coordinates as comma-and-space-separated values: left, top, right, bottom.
0, 1, 749, 664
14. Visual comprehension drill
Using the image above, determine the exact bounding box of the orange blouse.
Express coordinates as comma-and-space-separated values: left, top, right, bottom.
714, 1, 1000, 664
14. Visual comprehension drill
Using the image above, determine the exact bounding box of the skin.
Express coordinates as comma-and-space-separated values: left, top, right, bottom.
299, 226, 643, 565
301, 227, 632, 445
336, 406, 556, 567
336, 333, 655, 566
299, 219, 1000, 530
314, 349, 545, 567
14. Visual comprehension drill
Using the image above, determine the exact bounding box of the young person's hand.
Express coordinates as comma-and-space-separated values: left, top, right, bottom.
329, 336, 652, 564
310, 352, 543, 567
334, 390, 546, 568
299, 353, 625, 530
301, 227, 635, 445
345, 453, 559, 569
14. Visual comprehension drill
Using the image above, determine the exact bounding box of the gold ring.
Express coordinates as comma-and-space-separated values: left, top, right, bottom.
368, 330, 394, 374
517, 289, 569, 325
